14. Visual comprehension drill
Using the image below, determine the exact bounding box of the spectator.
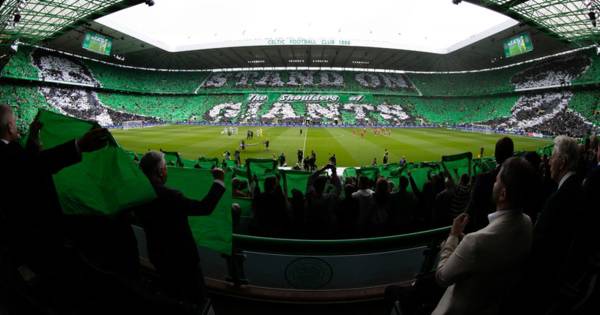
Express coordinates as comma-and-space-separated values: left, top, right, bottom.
466, 137, 514, 232
134, 151, 226, 308
0, 104, 109, 311
251, 175, 289, 237
389, 176, 417, 233
433, 157, 535, 315
369, 178, 391, 235
305, 164, 341, 238
329, 153, 337, 166
337, 183, 359, 237
522, 151, 551, 224
288, 189, 306, 237
524, 135, 585, 314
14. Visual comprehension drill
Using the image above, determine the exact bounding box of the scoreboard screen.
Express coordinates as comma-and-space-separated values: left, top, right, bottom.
503, 33, 533, 58
82, 32, 112, 56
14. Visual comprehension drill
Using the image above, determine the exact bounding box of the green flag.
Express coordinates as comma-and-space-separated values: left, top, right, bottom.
246, 158, 278, 179
196, 157, 219, 169
246, 158, 278, 191
441, 152, 473, 182
281, 169, 312, 196
401, 163, 438, 193
357, 166, 380, 182
165, 167, 232, 255
342, 167, 358, 178
37, 110, 156, 216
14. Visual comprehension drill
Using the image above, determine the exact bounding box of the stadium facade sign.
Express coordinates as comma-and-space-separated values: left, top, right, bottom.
266, 38, 352, 46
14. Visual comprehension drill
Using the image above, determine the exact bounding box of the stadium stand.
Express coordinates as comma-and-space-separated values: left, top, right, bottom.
408, 66, 523, 96
511, 54, 591, 90
408, 95, 518, 124
0, 45, 598, 136
83, 60, 210, 94
0, 46, 39, 81
0, 83, 51, 133
2, 46, 596, 98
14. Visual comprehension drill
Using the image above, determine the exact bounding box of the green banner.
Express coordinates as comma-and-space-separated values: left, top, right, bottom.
281, 170, 312, 196
441, 152, 473, 182
37, 110, 155, 216
165, 167, 232, 255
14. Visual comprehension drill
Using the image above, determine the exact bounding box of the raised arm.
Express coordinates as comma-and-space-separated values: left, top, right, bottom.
166, 168, 227, 216
38, 127, 109, 175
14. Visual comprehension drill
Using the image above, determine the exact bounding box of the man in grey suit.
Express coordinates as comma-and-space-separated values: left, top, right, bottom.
432, 157, 536, 315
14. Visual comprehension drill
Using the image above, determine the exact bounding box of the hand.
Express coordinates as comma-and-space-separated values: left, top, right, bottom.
29, 119, 43, 136
77, 128, 109, 152
451, 213, 469, 238
211, 168, 225, 181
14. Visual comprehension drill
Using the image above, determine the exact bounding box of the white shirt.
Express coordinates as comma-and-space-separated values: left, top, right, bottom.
487, 209, 511, 224
0, 139, 8, 145
558, 171, 575, 190
352, 189, 373, 198
213, 179, 225, 188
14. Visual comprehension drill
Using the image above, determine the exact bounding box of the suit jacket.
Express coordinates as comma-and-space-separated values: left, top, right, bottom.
0, 139, 80, 271
432, 211, 532, 315
528, 174, 584, 302
135, 182, 225, 273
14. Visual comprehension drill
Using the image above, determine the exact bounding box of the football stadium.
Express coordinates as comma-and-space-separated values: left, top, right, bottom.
0, 0, 599, 314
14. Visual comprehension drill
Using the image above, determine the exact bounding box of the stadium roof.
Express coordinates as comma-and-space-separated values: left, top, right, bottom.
1, 0, 596, 71
0, 0, 144, 43
476, 0, 600, 45
96, 0, 517, 55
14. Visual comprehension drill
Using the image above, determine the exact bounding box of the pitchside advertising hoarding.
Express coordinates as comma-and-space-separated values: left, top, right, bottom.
503, 33, 533, 58
82, 32, 113, 56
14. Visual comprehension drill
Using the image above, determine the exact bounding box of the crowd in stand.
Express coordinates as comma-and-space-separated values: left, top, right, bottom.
1, 100, 600, 314
32, 50, 99, 87
512, 55, 590, 90
39, 87, 157, 127
485, 92, 596, 137
246, 134, 600, 315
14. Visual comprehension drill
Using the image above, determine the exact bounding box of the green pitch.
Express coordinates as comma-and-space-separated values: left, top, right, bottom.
111, 125, 552, 167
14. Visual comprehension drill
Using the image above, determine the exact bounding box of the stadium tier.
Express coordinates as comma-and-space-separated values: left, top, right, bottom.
3, 46, 600, 97
0, 46, 598, 137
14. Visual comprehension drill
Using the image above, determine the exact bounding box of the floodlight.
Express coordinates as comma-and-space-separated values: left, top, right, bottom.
590, 11, 597, 27
452, 0, 462, 4
13, 13, 21, 23
145, 0, 154, 6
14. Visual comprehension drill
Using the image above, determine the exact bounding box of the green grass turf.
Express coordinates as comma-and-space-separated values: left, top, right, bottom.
111, 126, 552, 167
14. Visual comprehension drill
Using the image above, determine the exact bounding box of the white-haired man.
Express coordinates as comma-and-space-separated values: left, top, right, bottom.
524, 135, 585, 314
135, 151, 225, 308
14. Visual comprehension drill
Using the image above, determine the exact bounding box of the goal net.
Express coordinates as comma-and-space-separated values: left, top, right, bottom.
469, 124, 493, 134
122, 120, 144, 129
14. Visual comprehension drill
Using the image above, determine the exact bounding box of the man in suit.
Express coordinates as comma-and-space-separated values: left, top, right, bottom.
432, 157, 535, 315
0, 105, 109, 310
465, 136, 514, 232
135, 151, 226, 307
523, 135, 586, 314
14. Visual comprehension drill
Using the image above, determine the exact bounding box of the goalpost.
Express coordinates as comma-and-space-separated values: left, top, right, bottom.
470, 124, 493, 134
122, 120, 144, 129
